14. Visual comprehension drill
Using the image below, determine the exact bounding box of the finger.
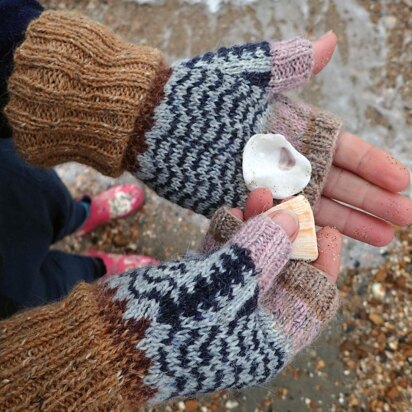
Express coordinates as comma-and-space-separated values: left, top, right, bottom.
268, 210, 300, 241
244, 188, 273, 220
333, 131, 410, 193
314, 196, 394, 246
312, 31, 337, 75
227, 208, 244, 221
312, 227, 342, 283
323, 166, 412, 226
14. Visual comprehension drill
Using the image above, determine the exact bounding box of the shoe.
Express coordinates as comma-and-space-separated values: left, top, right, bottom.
76, 183, 144, 236
88, 250, 158, 276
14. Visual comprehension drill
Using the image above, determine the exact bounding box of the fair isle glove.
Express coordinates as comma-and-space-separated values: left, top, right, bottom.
5, 11, 342, 216
0, 216, 338, 410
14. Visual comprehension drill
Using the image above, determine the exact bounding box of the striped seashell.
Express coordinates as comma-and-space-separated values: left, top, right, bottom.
264, 195, 318, 262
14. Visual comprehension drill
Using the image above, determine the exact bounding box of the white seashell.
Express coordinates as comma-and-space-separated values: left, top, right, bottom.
242, 133, 312, 199
263, 195, 318, 262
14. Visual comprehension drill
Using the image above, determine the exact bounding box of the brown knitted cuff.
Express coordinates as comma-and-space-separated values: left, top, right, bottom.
5, 11, 168, 177
266, 95, 343, 208
0, 283, 153, 411
201, 207, 243, 253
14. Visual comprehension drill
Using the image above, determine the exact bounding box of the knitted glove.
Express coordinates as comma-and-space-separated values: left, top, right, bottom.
5, 11, 342, 216
0, 216, 338, 410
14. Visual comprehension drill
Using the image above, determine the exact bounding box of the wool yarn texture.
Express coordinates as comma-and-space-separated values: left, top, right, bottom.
5, 10, 342, 216
0, 215, 339, 409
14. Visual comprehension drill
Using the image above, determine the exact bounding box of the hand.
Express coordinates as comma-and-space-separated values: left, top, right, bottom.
229, 188, 343, 283
310, 33, 411, 246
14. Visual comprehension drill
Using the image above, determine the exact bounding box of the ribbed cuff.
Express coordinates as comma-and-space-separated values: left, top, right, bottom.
231, 216, 291, 294
265, 95, 343, 207
261, 260, 340, 353
269, 38, 313, 94
5, 11, 166, 177
0, 282, 154, 410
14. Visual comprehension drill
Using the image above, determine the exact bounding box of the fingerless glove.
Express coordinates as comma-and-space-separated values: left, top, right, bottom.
0, 216, 338, 410
5, 11, 342, 216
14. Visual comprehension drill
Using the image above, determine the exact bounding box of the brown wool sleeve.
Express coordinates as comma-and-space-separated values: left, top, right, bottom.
0, 282, 154, 411
5, 11, 168, 177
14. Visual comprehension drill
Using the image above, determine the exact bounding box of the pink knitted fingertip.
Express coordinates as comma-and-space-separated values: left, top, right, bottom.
230, 216, 291, 294
269, 37, 314, 94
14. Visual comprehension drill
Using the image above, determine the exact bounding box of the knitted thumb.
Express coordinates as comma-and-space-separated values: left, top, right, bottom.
229, 215, 292, 294
201, 207, 243, 253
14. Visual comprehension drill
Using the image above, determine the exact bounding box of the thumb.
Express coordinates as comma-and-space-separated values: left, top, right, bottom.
312, 31, 337, 75
268, 210, 300, 242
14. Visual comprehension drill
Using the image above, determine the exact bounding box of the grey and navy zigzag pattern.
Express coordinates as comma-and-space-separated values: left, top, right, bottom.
136, 42, 273, 217
104, 243, 290, 403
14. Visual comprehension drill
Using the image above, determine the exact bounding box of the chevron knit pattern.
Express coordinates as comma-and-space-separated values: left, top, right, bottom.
136, 39, 313, 216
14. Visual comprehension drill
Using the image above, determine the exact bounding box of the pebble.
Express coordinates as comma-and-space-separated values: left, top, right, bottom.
387, 339, 398, 351
225, 400, 239, 409
371, 282, 386, 300
316, 359, 326, 370
382, 15, 398, 29
369, 313, 384, 325
386, 386, 400, 400
184, 400, 200, 412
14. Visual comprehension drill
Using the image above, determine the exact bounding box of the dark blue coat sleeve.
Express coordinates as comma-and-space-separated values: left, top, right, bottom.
0, 0, 44, 138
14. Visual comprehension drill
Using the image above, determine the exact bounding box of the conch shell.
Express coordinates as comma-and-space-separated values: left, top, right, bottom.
263, 195, 318, 262
242, 133, 312, 199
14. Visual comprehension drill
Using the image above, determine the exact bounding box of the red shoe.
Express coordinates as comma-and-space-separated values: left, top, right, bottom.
88, 250, 158, 276
76, 184, 144, 236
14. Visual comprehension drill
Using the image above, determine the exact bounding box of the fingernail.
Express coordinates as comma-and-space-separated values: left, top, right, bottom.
269, 210, 299, 239
319, 30, 334, 39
